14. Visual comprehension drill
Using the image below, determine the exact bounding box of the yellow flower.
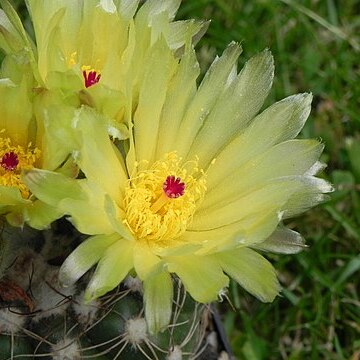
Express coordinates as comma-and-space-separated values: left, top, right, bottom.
0, 0, 208, 153
24, 43, 332, 333
0, 47, 77, 228
19, 0, 208, 120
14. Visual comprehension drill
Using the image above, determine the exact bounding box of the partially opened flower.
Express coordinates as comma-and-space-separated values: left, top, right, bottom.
0, 9, 79, 228
0, 59, 72, 228
21, 0, 208, 119
0, 0, 209, 165
25, 42, 332, 333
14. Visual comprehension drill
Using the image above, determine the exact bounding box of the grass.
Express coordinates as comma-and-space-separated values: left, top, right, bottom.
5, 0, 360, 359
177, 1, 360, 359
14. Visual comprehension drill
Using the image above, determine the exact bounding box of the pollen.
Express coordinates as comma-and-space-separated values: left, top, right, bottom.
82, 65, 101, 88
0, 132, 41, 199
67, 52, 78, 68
123, 152, 207, 248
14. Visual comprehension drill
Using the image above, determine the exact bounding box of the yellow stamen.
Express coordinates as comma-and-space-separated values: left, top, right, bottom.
150, 192, 170, 213
81, 65, 93, 72
67, 52, 78, 68
123, 152, 207, 248
0, 132, 41, 199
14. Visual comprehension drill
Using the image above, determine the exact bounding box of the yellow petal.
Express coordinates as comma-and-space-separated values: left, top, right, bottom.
155, 46, 199, 158
182, 208, 281, 255
215, 247, 280, 302
133, 242, 163, 280
23, 200, 63, 230
117, 0, 140, 20
283, 176, 333, 218
205, 93, 313, 187
85, 238, 134, 301
24, 169, 114, 235
74, 107, 128, 203
0, 185, 29, 206
27, 0, 82, 81
0, 78, 32, 147
104, 194, 134, 240
33, 91, 80, 171
0, 2, 29, 54
167, 20, 209, 50
60, 197, 114, 235
253, 228, 307, 254
166, 255, 229, 303
23, 168, 86, 207
192, 178, 301, 229
187, 49, 274, 168
133, 36, 177, 166
174, 42, 242, 157
59, 233, 120, 287
80, 2, 123, 73
136, 0, 181, 24
144, 271, 173, 334
202, 139, 324, 209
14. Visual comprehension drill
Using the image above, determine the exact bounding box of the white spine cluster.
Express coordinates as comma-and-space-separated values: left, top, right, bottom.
51, 338, 81, 360
72, 291, 100, 326
32, 267, 75, 322
125, 317, 149, 346
167, 345, 183, 360
0, 308, 26, 334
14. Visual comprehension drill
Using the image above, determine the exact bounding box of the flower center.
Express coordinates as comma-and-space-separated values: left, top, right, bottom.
123, 153, 206, 247
0, 133, 41, 199
163, 176, 185, 198
1, 152, 19, 171
82, 65, 101, 88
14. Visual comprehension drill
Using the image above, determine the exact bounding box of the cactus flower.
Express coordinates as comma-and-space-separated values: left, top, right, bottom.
0, 13, 77, 228
0, 67, 70, 229
24, 41, 332, 333
20, 0, 208, 121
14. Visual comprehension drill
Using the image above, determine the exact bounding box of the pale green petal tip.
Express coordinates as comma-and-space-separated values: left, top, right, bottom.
84, 287, 104, 304
23, 168, 85, 207
5, 210, 25, 228
256, 271, 281, 303
144, 272, 173, 334
188, 279, 229, 304
217, 248, 281, 303
99, 0, 117, 14
245, 47, 274, 82
253, 228, 308, 255
81, 239, 134, 302
3, 200, 58, 231
258, 47, 274, 67
84, 284, 111, 303
59, 257, 81, 288
59, 234, 119, 288
24, 203, 63, 230
283, 92, 313, 125
167, 256, 230, 304
85, 268, 128, 302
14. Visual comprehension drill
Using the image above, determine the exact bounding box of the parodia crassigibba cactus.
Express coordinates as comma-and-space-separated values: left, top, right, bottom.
0, 0, 331, 358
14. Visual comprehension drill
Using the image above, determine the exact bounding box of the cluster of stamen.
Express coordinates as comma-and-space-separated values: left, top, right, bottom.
123, 153, 207, 248
82, 65, 101, 88
0, 132, 41, 198
66, 52, 102, 88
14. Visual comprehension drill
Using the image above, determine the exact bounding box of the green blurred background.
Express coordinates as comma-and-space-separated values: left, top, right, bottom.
8, 0, 360, 359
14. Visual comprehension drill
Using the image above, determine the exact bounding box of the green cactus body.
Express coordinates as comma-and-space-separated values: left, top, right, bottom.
85, 282, 207, 359
0, 335, 33, 359
0, 224, 216, 360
